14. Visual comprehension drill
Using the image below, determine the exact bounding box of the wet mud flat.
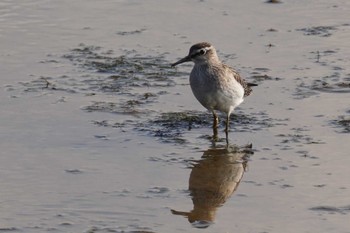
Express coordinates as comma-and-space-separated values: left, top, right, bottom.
13, 38, 349, 143
1, 0, 350, 232
7, 39, 350, 233
15, 44, 276, 145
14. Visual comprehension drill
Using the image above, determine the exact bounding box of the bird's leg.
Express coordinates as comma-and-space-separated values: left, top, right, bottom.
212, 111, 219, 141
225, 114, 230, 144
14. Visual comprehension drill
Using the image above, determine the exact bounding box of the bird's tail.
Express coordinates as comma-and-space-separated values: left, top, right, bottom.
247, 83, 258, 87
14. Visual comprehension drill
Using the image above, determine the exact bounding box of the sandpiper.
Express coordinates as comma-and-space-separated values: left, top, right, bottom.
171, 42, 256, 143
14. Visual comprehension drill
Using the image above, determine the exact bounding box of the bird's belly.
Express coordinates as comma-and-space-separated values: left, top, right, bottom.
190, 68, 245, 114
191, 86, 244, 113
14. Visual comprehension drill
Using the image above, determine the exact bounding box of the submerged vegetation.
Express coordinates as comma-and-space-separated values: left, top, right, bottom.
12, 43, 348, 144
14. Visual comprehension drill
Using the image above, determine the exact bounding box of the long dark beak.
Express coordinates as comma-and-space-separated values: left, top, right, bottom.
171, 56, 191, 67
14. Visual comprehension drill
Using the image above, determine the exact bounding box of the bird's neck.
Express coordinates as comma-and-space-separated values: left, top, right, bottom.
194, 59, 221, 69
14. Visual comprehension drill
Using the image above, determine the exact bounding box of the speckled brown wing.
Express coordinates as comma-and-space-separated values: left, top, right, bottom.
224, 65, 254, 97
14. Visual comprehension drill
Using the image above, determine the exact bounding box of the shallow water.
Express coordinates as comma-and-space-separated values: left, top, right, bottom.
1, 0, 350, 232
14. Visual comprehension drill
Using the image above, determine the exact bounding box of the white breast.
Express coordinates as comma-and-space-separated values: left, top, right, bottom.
190, 65, 244, 115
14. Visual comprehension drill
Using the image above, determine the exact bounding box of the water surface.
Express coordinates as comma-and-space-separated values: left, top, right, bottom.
1, 0, 350, 232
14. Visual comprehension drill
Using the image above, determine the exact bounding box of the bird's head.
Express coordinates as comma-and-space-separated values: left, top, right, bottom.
171, 42, 218, 67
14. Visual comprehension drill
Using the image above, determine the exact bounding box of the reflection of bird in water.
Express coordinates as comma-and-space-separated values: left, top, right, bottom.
171, 144, 252, 228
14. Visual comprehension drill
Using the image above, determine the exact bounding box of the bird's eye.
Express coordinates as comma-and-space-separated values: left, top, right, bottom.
190, 49, 207, 59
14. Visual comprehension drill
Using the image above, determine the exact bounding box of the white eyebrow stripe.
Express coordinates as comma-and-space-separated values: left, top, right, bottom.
204, 45, 214, 52
192, 46, 213, 57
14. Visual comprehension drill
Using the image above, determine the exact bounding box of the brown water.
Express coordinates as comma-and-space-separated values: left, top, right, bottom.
1, 0, 350, 232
